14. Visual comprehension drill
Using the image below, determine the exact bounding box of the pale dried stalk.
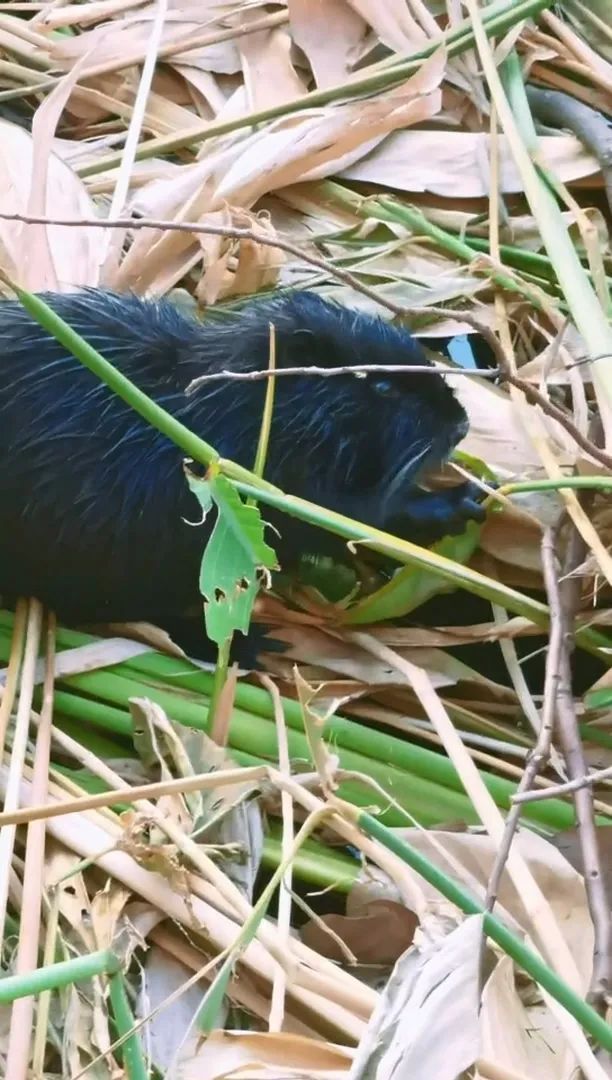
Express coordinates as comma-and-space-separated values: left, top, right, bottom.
149, 925, 315, 1036
260, 674, 294, 1033
5, 616, 56, 1080
2, 717, 374, 1032
38, 715, 374, 1013
0, 600, 43, 945
31, 890, 60, 1077
103, 0, 169, 273
0, 598, 27, 761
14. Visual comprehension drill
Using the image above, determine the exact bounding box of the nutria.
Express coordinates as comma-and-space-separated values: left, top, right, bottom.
0, 288, 483, 635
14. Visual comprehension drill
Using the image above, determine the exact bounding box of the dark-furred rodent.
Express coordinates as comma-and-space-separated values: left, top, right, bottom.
0, 288, 484, 630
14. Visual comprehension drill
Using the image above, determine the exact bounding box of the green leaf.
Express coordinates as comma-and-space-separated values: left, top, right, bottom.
187, 469, 278, 646
344, 520, 482, 624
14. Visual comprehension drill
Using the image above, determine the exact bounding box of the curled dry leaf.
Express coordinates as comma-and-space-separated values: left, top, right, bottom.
348, 916, 482, 1080
300, 899, 419, 964
216, 49, 447, 207
177, 1030, 354, 1080
288, 0, 368, 89
0, 120, 105, 290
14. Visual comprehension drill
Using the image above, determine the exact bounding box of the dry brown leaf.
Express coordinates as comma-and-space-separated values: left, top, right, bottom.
347, 0, 428, 52
373, 617, 540, 648
288, 0, 367, 88
240, 24, 308, 109
0, 121, 105, 289
300, 899, 419, 964
177, 1030, 353, 1079
450, 374, 578, 475
550, 827, 612, 906
264, 625, 457, 688
340, 131, 599, 197
216, 50, 446, 207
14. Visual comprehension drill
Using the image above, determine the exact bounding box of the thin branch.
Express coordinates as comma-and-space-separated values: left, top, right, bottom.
0, 210, 414, 318
186, 362, 498, 391
556, 518, 612, 1004
514, 763, 612, 804
484, 529, 564, 915
504, 372, 612, 472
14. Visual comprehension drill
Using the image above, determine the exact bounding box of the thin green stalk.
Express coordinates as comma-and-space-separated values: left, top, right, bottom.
502, 478, 612, 494
75, 0, 552, 179
321, 183, 550, 308
469, 34, 612, 434
461, 231, 612, 291
358, 810, 612, 1052
0, 949, 120, 1003
108, 971, 148, 1080
261, 829, 358, 892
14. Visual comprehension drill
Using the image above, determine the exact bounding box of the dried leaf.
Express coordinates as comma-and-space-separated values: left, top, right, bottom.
300, 899, 419, 964
341, 131, 599, 197
349, 915, 482, 1080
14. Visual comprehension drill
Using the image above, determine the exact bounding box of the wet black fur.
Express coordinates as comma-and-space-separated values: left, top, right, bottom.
0, 288, 481, 632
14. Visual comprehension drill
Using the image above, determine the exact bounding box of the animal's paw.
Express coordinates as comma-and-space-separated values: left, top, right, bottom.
387, 479, 491, 544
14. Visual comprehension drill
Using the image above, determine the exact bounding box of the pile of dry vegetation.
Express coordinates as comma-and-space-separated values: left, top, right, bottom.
1, 1, 612, 1077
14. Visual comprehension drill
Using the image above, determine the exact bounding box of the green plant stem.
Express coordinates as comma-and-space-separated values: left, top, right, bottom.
208, 636, 231, 729
460, 233, 611, 292
75, 0, 552, 178
108, 971, 148, 1080
502, 478, 612, 494
478, 43, 612, 433
321, 183, 550, 307
0, 949, 120, 1003
358, 810, 612, 1051
261, 828, 358, 892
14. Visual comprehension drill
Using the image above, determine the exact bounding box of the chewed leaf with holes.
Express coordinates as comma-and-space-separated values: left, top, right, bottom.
187, 469, 278, 646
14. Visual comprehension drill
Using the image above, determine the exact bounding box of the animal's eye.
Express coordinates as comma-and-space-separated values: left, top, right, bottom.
372, 378, 399, 398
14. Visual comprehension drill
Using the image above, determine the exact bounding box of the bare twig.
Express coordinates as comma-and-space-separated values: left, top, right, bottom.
0, 210, 414, 319
514, 763, 612, 804
502, 372, 612, 472
484, 529, 565, 915
186, 362, 497, 391
556, 518, 612, 1005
